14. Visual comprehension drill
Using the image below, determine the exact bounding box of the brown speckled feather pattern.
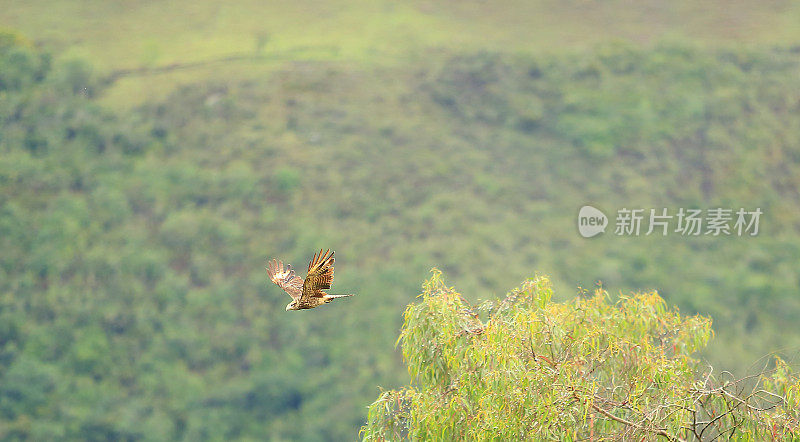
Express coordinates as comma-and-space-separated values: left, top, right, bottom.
266, 259, 303, 300
302, 249, 335, 301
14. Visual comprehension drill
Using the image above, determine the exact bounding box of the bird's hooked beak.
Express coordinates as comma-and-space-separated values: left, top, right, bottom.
285, 302, 294, 311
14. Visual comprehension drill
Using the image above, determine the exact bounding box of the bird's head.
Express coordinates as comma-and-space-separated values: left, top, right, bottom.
286, 301, 298, 311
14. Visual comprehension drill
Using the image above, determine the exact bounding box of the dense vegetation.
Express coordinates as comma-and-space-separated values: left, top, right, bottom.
2, 24, 800, 440
363, 271, 800, 440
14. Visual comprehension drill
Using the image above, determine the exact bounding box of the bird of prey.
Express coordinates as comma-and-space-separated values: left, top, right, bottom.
266, 249, 354, 311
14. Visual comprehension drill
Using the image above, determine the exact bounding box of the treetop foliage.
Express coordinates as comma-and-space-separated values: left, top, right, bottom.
363, 271, 800, 440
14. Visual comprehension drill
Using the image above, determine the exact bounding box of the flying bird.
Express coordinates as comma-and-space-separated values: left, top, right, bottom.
266, 249, 354, 311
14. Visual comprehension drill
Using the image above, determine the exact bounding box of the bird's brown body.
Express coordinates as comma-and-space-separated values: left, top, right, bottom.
266, 249, 354, 311
294, 295, 332, 310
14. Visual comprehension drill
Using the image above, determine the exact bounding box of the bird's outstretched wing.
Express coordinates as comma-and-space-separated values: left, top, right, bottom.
302, 249, 335, 300
266, 259, 303, 300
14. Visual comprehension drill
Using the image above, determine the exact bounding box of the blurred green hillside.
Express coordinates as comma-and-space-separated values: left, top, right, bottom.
2, 1, 800, 440
5, 0, 800, 107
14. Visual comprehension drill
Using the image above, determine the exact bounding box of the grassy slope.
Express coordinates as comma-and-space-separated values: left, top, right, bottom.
4, 0, 800, 107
